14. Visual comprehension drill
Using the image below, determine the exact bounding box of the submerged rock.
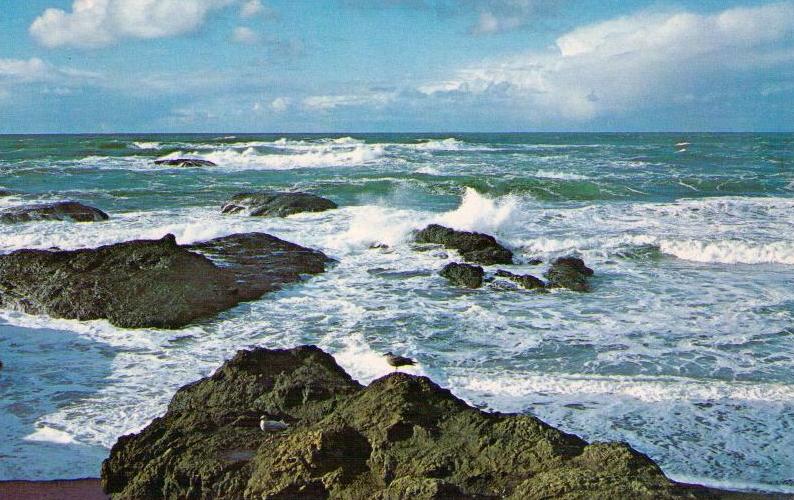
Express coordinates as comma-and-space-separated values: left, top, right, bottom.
545, 256, 594, 292
153, 158, 217, 167
415, 224, 513, 265
0, 189, 16, 197
495, 269, 546, 290
221, 191, 338, 217
440, 262, 484, 288
101, 345, 715, 499
0, 233, 330, 328
0, 202, 109, 223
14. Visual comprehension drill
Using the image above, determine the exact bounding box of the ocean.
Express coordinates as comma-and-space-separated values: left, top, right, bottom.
0, 133, 792, 492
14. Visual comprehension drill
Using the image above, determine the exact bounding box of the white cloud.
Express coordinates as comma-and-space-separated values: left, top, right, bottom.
232, 26, 259, 44
422, 2, 794, 120
0, 57, 102, 104
240, 0, 265, 18
270, 97, 291, 112
30, 0, 234, 48
0, 58, 51, 82
0, 57, 100, 84
301, 92, 395, 111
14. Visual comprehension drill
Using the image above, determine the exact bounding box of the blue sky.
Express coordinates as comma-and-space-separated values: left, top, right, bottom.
1, 0, 793, 132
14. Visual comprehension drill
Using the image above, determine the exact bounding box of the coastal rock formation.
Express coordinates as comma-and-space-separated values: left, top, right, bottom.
440, 262, 484, 288
154, 159, 217, 167
0, 189, 16, 197
0, 233, 330, 328
415, 224, 513, 265
221, 192, 338, 217
0, 202, 109, 223
545, 256, 594, 292
495, 269, 546, 290
101, 345, 714, 499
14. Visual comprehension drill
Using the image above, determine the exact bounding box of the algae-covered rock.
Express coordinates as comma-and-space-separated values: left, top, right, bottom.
495, 269, 546, 290
440, 262, 484, 288
415, 224, 513, 265
545, 256, 594, 292
0, 202, 109, 223
102, 345, 715, 499
221, 192, 338, 217
0, 233, 330, 328
154, 158, 217, 167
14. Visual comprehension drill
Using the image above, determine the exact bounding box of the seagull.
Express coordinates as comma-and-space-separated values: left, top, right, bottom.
384, 352, 416, 371
260, 416, 289, 433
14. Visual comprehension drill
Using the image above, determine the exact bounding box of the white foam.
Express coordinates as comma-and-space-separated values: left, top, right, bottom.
660, 239, 794, 265
155, 143, 385, 170
535, 169, 589, 180
24, 427, 76, 445
437, 188, 520, 236
449, 371, 794, 405
413, 138, 465, 151
329, 331, 424, 383
131, 141, 160, 150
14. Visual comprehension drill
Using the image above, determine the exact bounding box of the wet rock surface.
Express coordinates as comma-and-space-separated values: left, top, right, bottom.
545, 256, 594, 292
440, 262, 484, 288
494, 269, 546, 290
0, 202, 109, 223
221, 192, 338, 217
101, 345, 717, 499
415, 224, 513, 265
0, 233, 330, 329
153, 159, 217, 167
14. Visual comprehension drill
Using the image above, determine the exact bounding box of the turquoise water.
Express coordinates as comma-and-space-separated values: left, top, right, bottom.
0, 133, 793, 491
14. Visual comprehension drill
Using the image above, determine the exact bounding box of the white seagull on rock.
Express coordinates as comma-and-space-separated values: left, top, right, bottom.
260, 416, 289, 433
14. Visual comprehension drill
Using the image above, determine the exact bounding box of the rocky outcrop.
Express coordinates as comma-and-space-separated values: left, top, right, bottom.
154, 159, 217, 167
0, 189, 16, 197
101, 346, 715, 499
545, 257, 594, 292
221, 192, 338, 217
415, 224, 513, 265
440, 262, 484, 288
0, 233, 330, 329
0, 202, 109, 223
495, 269, 546, 290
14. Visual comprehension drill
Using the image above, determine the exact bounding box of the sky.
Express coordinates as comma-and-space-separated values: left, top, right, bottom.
0, 0, 793, 132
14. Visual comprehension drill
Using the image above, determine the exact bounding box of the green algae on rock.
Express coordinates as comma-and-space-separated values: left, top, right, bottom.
415, 224, 513, 265
101, 345, 717, 499
221, 192, 338, 217
0, 233, 330, 329
440, 262, 484, 288
0, 201, 109, 223
545, 256, 594, 292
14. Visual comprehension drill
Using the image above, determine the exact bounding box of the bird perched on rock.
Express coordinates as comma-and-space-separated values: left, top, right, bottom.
260, 416, 289, 433
384, 352, 416, 371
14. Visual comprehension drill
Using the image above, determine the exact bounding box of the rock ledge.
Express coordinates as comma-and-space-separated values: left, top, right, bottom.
101, 345, 716, 499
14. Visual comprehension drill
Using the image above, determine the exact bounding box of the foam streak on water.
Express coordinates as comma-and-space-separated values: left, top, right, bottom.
0, 133, 793, 492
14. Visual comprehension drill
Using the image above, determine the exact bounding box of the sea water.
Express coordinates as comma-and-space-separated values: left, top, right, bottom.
0, 133, 792, 492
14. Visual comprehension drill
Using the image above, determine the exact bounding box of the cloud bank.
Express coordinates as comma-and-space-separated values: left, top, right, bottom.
417, 2, 794, 121
30, 0, 235, 48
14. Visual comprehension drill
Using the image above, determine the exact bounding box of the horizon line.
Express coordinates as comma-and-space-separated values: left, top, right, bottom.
1, 131, 792, 136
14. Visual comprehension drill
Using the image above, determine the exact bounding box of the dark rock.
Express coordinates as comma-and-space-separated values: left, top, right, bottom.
440, 262, 484, 288
0, 202, 109, 223
221, 192, 338, 218
153, 158, 217, 167
495, 269, 545, 290
527, 258, 543, 266
0, 233, 330, 329
0, 190, 16, 197
101, 345, 715, 499
415, 224, 512, 265
545, 256, 594, 292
